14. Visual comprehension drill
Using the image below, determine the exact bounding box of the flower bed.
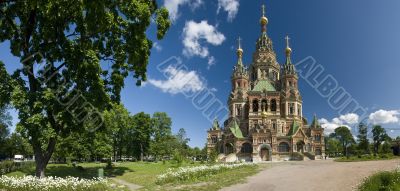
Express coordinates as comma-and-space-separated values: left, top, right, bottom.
0, 175, 110, 191
156, 163, 256, 184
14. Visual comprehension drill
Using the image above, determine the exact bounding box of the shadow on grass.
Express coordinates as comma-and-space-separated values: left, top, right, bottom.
14, 165, 133, 179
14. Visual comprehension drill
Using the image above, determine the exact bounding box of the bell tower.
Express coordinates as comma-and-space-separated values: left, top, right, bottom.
281, 36, 302, 119
229, 37, 249, 119
250, 4, 280, 88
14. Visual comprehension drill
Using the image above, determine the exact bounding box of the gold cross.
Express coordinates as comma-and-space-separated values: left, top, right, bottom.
237, 37, 242, 49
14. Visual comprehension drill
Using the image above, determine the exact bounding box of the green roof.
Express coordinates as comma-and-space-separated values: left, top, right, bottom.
229, 120, 244, 139
212, 119, 220, 130
252, 80, 276, 92
311, 114, 320, 128
288, 120, 300, 136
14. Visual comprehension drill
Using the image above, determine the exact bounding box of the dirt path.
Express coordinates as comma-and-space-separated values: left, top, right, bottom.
221, 159, 400, 191
111, 178, 143, 191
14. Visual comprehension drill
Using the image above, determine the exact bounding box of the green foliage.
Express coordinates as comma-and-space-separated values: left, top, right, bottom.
0, 0, 170, 177
0, 106, 12, 159
0, 161, 35, 175
326, 137, 342, 157
150, 112, 173, 161
357, 123, 370, 154
1, 133, 33, 159
335, 153, 397, 162
334, 126, 355, 157
358, 170, 400, 191
372, 125, 388, 155
0, 61, 12, 107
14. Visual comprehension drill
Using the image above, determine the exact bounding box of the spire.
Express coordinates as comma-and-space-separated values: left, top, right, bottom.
260, 4, 268, 33
285, 35, 292, 64
311, 114, 320, 128
236, 37, 243, 66
283, 35, 297, 76
232, 37, 247, 78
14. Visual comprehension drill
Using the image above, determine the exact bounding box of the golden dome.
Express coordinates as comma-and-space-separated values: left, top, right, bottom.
260, 16, 268, 25
285, 47, 292, 55
236, 48, 243, 57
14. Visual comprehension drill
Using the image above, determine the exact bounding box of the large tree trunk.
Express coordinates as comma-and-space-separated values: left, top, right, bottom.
35, 157, 46, 178
33, 137, 57, 178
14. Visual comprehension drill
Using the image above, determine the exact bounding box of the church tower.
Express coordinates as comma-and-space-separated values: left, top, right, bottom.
281, 36, 303, 120
249, 5, 280, 87
229, 38, 249, 120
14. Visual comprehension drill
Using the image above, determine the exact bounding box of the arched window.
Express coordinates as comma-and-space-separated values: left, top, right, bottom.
240, 143, 253, 153
252, 99, 259, 112
211, 135, 218, 144
289, 103, 294, 115
278, 142, 290, 153
271, 99, 277, 112
261, 99, 267, 111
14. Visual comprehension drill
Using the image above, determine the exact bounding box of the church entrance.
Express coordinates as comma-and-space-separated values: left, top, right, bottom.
259, 144, 272, 161
296, 141, 305, 153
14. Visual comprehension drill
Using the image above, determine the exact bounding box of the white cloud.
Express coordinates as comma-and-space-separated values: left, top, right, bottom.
210, 88, 218, 92
164, 0, 203, 22
207, 56, 216, 69
148, 65, 206, 94
318, 118, 350, 135
182, 20, 226, 58
153, 42, 162, 52
369, 109, 399, 124
217, 0, 240, 22
318, 113, 359, 135
339, 113, 359, 125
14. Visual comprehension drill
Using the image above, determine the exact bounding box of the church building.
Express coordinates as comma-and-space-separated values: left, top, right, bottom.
207, 5, 325, 162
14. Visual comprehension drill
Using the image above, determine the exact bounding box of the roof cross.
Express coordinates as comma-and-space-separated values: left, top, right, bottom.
237, 37, 242, 49
285, 35, 290, 48
262, 4, 265, 16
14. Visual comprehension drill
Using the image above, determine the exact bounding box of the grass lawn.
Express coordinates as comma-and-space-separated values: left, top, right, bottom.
5, 161, 265, 191
334, 154, 399, 162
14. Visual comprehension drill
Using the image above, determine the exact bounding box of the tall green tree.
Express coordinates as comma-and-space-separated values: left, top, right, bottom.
326, 138, 341, 157
357, 122, 370, 154
150, 112, 173, 160
0, 1, 170, 177
132, 112, 152, 161
371, 125, 387, 154
103, 103, 131, 161
3, 132, 33, 159
334, 126, 355, 157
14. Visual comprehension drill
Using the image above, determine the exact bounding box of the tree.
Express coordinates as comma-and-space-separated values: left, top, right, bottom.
4, 133, 33, 159
1, 1, 170, 177
327, 138, 341, 157
103, 103, 131, 161
175, 128, 191, 157
334, 126, 355, 157
357, 122, 370, 154
132, 112, 152, 161
150, 112, 174, 161
372, 125, 387, 155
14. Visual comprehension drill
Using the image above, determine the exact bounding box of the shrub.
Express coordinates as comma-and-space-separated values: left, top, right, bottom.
0, 161, 35, 175
358, 170, 400, 191
0, 175, 110, 191
156, 163, 256, 185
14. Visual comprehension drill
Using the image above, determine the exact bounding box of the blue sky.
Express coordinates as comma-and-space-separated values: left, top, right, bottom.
2, 0, 400, 147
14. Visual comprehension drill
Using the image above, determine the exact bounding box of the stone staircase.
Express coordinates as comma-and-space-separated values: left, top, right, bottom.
303, 152, 315, 160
